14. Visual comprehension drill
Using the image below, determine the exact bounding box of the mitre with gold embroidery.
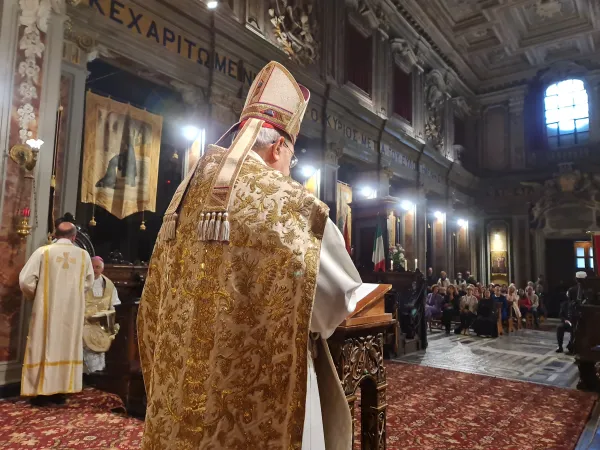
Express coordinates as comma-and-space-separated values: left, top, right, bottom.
159, 61, 310, 244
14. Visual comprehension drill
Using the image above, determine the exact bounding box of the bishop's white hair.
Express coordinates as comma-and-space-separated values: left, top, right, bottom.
230, 127, 284, 151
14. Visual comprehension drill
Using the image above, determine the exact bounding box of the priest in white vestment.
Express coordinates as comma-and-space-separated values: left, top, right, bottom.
83, 256, 120, 374
19, 222, 94, 403
304, 216, 376, 450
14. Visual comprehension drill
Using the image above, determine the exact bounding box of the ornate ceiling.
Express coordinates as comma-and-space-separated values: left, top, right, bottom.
398, 0, 600, 91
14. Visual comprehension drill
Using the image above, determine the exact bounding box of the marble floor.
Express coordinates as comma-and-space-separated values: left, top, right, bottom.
394, 320, 579, 389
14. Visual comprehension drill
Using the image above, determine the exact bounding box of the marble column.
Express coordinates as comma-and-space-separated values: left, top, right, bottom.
477, 220, 487, 285
414, 189, 427, 273
378, 170, 391, 197
0, 0, 24, 387
532, 229, 546, 284
322, 145, 342, 222
0, 0, 67, 386
445, 206, 455, 278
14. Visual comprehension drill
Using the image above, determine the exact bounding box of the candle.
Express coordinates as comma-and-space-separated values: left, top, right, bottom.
22, 207, 30, 218
390, 260, 394, 270
404, 260, 407, 271
415, 259, 418, 270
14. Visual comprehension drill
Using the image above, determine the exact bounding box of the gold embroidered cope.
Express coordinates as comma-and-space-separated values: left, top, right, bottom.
138, 145, 329, 449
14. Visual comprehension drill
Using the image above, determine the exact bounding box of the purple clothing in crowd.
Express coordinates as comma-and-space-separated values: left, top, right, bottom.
426, 292, 444, 320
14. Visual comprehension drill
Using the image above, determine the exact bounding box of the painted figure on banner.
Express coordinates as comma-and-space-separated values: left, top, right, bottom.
18, 223, 94, 405
138, 61, 378, 449
96, 121, 139, 189
81, 93, 162, 220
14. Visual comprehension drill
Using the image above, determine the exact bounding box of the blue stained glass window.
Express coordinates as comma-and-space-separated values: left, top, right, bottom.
545, 79, 589, 148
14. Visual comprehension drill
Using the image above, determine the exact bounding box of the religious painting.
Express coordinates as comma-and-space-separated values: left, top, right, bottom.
81, 92, 163, 219
490, 250, 508, 274
304, 170, 320, 197
336, 182, 352, 247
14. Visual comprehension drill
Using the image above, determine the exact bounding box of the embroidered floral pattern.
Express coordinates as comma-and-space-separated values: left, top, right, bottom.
138, 147, 328, 449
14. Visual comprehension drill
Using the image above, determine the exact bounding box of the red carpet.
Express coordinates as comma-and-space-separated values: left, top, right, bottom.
0, 388, 142, 449
354, 363, 597, 450
0, 367, 595, 450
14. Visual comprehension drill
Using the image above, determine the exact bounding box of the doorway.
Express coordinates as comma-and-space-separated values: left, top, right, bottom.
545, 238, 590, 317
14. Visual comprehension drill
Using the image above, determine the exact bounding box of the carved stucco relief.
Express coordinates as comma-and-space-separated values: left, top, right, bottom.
424, 69, 449, 152
268, 0, 320, 66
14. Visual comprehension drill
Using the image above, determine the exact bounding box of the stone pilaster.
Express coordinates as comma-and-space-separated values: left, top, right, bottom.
60, 36, 93, 217
373, 29, 391, 118
587, 74, 600, 144
322, 145, 342, 222
509, 89, 526, 170
30, 10, 67, 251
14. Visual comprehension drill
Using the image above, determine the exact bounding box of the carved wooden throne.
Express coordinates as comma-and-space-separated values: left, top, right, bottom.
328, 284, 394, 450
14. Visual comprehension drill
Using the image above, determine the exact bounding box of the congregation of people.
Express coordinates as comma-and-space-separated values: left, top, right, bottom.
425, 268, 547, 339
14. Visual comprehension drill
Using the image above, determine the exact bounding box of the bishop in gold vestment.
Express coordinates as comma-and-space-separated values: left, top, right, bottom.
138, 61, 371, 449
19, 222, 94, 398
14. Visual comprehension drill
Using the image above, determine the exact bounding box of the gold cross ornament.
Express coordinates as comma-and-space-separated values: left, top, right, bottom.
56, 252, 76, 269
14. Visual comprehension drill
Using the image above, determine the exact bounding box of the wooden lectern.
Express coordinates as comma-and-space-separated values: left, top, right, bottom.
328, 284, 395, 450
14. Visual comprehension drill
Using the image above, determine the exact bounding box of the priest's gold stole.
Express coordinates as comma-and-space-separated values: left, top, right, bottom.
81, 92, 163, 219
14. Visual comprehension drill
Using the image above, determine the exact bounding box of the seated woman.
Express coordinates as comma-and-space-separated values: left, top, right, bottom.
506, 284, 521, 321
473, 286, 482, 300
454, 285, 478, 334
518, 289, 532, 317
491, 285, 509, 321
425, 285, 444, 321
473, 288, 499, 338
442, 284, 459, 335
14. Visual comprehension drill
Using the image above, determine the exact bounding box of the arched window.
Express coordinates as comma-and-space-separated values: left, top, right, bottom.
545, 79, 589, 148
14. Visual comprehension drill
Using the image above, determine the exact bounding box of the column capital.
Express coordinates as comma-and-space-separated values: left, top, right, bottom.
324, 143, 344, 166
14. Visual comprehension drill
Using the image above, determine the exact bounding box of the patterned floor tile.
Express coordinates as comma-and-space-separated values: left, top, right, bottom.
394, 324, 579, 389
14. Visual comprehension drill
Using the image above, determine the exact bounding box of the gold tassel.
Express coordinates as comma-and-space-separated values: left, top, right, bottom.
198, 213, 205, 241
202, 212, 210, 241
221, 212, 230, 242
160, 212, 178, 241
207, 212, 216, 240
214, 212, 223, 242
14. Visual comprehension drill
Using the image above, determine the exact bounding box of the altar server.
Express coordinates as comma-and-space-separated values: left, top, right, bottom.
138, 61, 375, 449
19, 222, 94, 404
83, 256, 121, 374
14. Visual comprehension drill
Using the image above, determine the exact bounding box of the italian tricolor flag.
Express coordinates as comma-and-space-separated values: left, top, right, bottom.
372, 223, 385, 272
